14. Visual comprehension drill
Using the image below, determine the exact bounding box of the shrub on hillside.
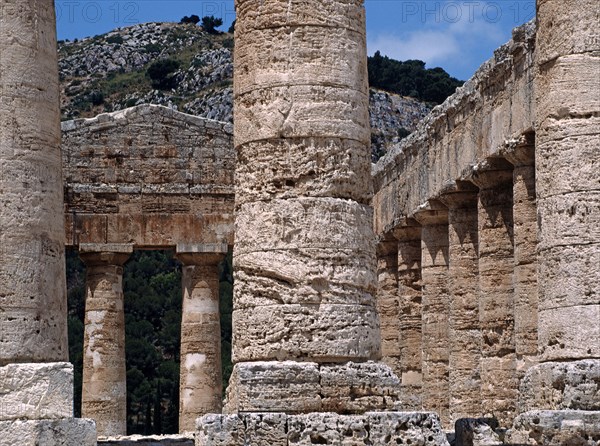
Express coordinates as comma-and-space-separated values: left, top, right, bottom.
146, 59, 181, 90
201, 15, 223, 34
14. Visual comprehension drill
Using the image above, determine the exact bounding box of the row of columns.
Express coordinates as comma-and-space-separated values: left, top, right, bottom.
377, 139, 537, 428
79, 244, 225, 435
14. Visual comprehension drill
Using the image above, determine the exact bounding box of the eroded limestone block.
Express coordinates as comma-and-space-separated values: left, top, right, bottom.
366, 412, 449, 445
235, 0, 365, 32
505, 410, 600, 446
224, 362, 322, 414
519, 360, 600, 412
320, 362, 400, 413
235, 199, 375, 254
287, 413, 369, 445
232, 304, 380, 362
0, 419, 96, 446
0, 362, 73, 421
197, 412, 449, 446
234, 26, 366, 96
235, 139, 371, 205
234, 250, 376, 308
234, 85, 370, 147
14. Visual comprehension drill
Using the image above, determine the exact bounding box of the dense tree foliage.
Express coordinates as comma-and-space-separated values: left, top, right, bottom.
180, 15, 201, 25
368, 51, 463, 104
67, 250, 234, 435
201, 16, 223, 34
146, 59, 181, 90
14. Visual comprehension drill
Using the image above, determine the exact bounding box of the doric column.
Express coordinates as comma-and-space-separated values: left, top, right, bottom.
223, 0, 402, 417
468, 159, 517, 426
506, 2, 600, 442
376, 234, 400, 376
439, 182, 482, 423
80, 244, 132, 437
392, 220, 423, 410
0, 1, 95, 443
413, 201, 450, 427
501, 134, 538, 379
176, 247, 225, 433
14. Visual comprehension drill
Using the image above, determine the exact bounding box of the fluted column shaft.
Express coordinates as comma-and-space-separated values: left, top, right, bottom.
469, 160, 516, 425
176, 253, 224, 433
0, 0, 67, 365
414, 203, 450, 427
502, 138, 538, 379
232, 0, 378, 365
439, 185, 482, 423
80, 250, 130, 436
376, 235, 400, 375
392, 223, 423, 410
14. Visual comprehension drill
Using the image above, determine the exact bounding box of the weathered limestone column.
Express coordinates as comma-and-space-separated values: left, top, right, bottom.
500, 134, 538, 380
392, 221, 423, 411
376, 234, 400, 376
80, 244, 132, 437
413, 201, 450, 427
0, 1, 95, 443
507, 1, 600, 442
176, 246, 225, 433
439, 182, 482, 423
225, 0, 400, 414
468, 159, 517, 426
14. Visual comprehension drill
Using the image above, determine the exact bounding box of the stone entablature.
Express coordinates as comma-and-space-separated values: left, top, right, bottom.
61, 104, 235, 249
372, 22, 535, 235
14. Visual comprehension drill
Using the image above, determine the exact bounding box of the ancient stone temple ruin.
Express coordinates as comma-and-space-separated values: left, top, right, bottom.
1, 0, 599, 445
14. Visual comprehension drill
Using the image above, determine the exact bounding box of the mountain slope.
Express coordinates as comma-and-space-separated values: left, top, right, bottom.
58, 22, 434, 160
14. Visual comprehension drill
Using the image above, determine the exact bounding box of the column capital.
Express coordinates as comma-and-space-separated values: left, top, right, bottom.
438, 181, 479, 210
391, 218, 422, 241
412, 200, 448, 226
79, 245, 133, 267
176, 243, 227, 266
464, 157, 513, 189
500, 132, 535, 167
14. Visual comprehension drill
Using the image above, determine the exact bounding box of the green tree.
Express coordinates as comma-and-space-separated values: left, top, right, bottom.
201, 15, 223, 34
146, 59, 181, 90
180, 14, 200, 25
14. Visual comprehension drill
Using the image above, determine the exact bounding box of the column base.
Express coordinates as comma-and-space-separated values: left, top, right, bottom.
196, 412, 449, 446
223, 361, 402, 414
0, 419, 97, 446
505, 410, 600, 446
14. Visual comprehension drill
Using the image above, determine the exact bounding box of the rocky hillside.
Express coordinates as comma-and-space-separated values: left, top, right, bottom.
58, 22, 430, 160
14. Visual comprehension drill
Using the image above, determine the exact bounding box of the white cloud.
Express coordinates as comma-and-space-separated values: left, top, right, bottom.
367, 30, 461, 65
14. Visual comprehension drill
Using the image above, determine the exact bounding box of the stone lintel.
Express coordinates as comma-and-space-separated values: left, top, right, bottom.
197, 412, 449, 446
224, 361, 400, 414
412, 200, 448, 226
500, 132, 536, 167
176, 243, 228, 255
464, 158, 514, 189
79, 243, 134, 254
0, 363, 73, 421
0, 419, 96, 446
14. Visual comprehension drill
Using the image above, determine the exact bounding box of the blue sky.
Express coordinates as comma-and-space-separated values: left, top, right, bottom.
55, 1, 535, 80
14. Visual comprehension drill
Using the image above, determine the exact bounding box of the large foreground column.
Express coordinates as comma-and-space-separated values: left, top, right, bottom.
176, 249, 224, 433
80, 245, 131, 436
0, 1, 96, 443
507, 1, 600, 443
198, 0, 447, 444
